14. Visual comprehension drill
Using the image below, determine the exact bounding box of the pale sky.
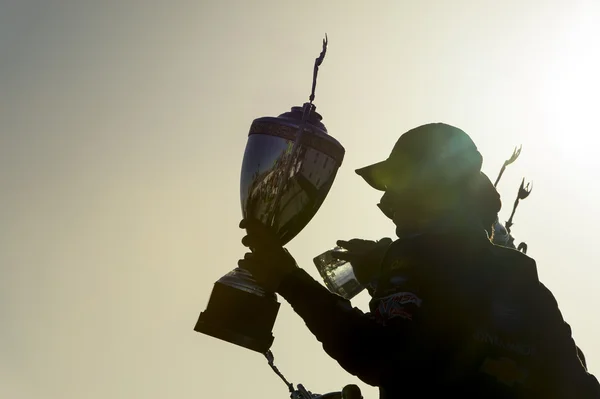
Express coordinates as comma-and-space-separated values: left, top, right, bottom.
1, 1, 599, 398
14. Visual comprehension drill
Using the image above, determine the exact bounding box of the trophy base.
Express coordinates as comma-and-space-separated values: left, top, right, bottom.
194, 268, 280, 353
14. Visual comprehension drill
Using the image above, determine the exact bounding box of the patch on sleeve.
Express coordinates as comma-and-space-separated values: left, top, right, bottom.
373, 292, 422, 324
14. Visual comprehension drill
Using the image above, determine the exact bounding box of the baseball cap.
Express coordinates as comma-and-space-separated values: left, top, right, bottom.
356, 123, 484, 191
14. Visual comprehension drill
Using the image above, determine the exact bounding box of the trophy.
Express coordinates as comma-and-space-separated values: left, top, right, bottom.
194, 36, 345, 354
313, 246, 366, 300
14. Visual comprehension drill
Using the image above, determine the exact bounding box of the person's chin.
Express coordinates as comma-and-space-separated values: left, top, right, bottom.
394, 218, 422, 238
394, 224, 409, 238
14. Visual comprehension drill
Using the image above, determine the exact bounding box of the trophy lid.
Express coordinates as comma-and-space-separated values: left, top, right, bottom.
249, 104, 344, 165
276, 104, 327, 133
251, 103, 328, 135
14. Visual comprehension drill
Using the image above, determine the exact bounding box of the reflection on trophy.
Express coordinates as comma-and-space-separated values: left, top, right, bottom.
194, 36, 346, 354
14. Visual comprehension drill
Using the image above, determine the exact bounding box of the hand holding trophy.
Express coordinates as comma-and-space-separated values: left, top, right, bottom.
194, 35, 346, 355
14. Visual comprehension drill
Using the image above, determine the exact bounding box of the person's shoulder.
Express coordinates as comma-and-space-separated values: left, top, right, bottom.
487, 242, 539, 281
488, 241, 535, 264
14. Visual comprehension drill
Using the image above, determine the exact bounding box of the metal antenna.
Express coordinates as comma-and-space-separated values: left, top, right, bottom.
309, 34, 328, 104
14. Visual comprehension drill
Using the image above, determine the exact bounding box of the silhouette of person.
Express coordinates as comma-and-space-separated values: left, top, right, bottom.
239, 123, 599, 398
334, 220, 590, 373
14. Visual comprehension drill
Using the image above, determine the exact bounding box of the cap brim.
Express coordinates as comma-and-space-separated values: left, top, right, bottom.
355, 160, 392, 191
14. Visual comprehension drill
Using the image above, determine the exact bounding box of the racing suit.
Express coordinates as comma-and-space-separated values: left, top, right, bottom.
277, 226, 600, 398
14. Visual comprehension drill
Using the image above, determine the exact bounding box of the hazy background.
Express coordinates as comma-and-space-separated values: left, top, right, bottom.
2, 1, 599, 398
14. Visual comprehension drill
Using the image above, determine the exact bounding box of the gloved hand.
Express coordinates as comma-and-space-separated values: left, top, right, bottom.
332, 237, 393, 286
238, 218, 299, 293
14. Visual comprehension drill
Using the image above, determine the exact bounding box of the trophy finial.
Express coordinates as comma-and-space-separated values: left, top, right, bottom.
309, 34, 328, 104
493, 145, 522, 188
505, 177, 533, 234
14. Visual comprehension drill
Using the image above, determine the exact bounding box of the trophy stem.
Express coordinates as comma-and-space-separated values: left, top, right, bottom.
216, 267, 275, 298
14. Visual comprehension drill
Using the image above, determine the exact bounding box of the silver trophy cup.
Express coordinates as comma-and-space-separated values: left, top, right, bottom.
194, 101, 345, 353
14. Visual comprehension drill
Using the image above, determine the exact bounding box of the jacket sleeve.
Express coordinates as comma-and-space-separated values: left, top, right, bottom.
276, 268, 431, 387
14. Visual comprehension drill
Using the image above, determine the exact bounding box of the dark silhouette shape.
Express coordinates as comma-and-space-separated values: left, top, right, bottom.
310, 34, 328, 104
505, 178, 532, 234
